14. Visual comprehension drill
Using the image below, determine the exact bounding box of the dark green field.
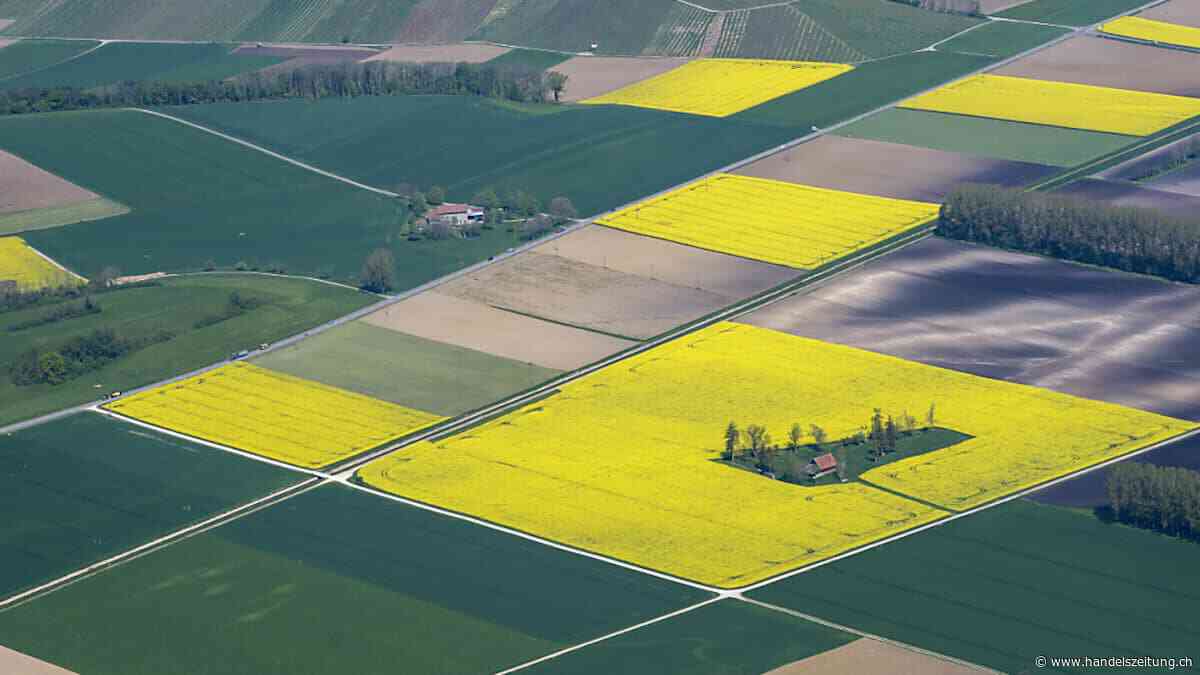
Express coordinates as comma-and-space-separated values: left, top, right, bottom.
0, 274, 373, 426
749, 500, 1200, 673
487, 48, 572, 71
0, 42, 283, 91
0, 412, 301, 599
788, 0, 981, 59
837, 108, 1137, 166
0, 38, 100, 81
0, 484, 709, 674
523, 600, 854, 675
997, 0, 1151, 26
472, 0, 679, 55
0, 109, 518, 284
254, 321, 560, 416
935, 20, 1069, 59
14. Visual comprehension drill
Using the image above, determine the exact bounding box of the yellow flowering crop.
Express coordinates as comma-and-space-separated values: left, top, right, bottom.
581, 58, 854, 118
358, 323, 1192, 587
900, 74, 1200, 136
0, 236, 80, 290
1101, 16, 1200, 50
595, 173, 939, 269
105, 362, 444, 469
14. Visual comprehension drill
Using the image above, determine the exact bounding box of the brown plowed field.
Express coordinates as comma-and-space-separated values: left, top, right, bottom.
736, 135, 1056, 202
995, 36, 1200, 97
0, 645, 76, 675
235, 45, 378, 76
361, 291, 635, 370
438, 250, 734, 339
552, 56, 691, 102
766, 638, 981, 675
1142, 1, 1200, 28
365, 42, 508, 63
0, 149, 99, 215
738, 237, 1200, 421
394, 0, 498, 44
979, 0, 1034, 13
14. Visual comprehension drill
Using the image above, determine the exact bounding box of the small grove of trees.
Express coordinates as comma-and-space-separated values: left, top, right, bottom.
360, 248, 396, 293
9, 327, 172, 386
940, 184, 1200, 284
1107, 462, 1200, 541
890, 0, 981, 15
7, 295, 100, 332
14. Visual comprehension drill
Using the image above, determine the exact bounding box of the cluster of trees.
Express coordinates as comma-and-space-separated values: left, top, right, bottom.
0, 60, 571, 116
1106, 462, 1200, 541
393, 184, 575, 243
940, 185, 1200, 283
892, 0, 981, 15
1, 266, 127, 314
7, 295, 101, 332
9, 327, 172, 386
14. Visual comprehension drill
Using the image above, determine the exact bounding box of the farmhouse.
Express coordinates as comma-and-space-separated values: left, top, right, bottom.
428, 203, 484, 226
807, 452, 838, 479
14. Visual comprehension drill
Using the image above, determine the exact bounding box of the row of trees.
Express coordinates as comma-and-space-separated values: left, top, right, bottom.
1, 60, 569, 116
891, 0, 981, 16
1107, 462, 1200, 541
9, 327, 172, 386
940, 185, 1200, 283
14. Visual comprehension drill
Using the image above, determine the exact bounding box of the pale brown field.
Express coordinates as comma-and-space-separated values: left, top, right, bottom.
1142, 0, 1200, 28
361, 291, 635, 370
0, 20, 13, 32
736, 135, 1055, 202
0, 149, 99, 215
979, 0, 1034, 13
0, 37, 15, 48
365, 43, 508, 63
0, 645, 76, 675
552, 56, 691, 102
995, 36, 1200, 97
767, 638, 984, 675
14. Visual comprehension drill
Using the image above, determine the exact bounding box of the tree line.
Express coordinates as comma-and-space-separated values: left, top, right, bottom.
940, 184, 1200, 283
1106, 462, 1200, 542
891, 0, 981, 16
0, 60, 568, 116
9, 326, 173, 386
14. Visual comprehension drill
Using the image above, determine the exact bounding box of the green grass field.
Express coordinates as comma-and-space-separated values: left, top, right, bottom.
523, 600, 854, 674
254, 321, 560, 416
0, 273, 373, 426
997, 0, 1152, 26
749, 499, 1200, 673
0, 484, 709, 674
934, 20, 1069, 58
0, 197, 128, 235
0, 39, 100, 82
787, 0, 982, 59
473, 0, 680, 55
0, 109, 518, 284
836, 108, 1137, 166
0, 42, 284, 91
0, 412, 301, 599
486, 48, 571, 71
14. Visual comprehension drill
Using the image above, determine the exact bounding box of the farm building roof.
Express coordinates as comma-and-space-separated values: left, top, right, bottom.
812, 453, 837, 471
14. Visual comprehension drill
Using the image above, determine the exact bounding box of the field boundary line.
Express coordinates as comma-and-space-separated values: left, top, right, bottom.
0, 476, 323, 611
1091, 30, 1200, 55
927, 19, 995, 51
738, 597, 1000, 673
20, 239, 88, 284
495, 597, 723, 674
130, 108, 400, 197
164, 269, 373, 294
0, 38, 108, 84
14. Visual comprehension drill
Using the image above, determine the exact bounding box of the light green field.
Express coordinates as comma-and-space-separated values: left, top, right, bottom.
934, 20, 1069, 59
254, 321, 560, 416
0, 197, 128, 235
836, 108, 1137, 167
0, 38, 99, 81
997, 0, 1152, 26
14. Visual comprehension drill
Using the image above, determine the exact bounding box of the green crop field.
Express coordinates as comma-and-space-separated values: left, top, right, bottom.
0, 484, 709, 674
0, 109, 518, 285
997, 0, 1152, 26
254, 321, 560, 416
0, 412, 301, 599
473, 0, 680, 55
749, 499, 1200, 673
486, 48, 572, 71
0, 274, 373, 426
836, 108, 1138, 167
934, 20, 1069, 59
0, 39, 100, 82
0, 42, 284, 91
523, 600, 855, 674
778, 0, 981, 60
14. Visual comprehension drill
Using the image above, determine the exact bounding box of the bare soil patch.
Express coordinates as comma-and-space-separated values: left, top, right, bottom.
361, 290, 634, 370
767, 638, 982, 675
0, 645, 76, 675
394, 0, 499, 44
439, 250, 734, 339
366, 42, 508, 63
0, 20, 13, 32
1142, 1, 1200, 28
738, 236, 1200, 421
736, 135, 1055, 202
995, 35, 1200, 96
0, 38, 16, 49
235, 44, 378, 77
1096, 132, 1200, 182
553, 56, 691, 102
1143, 161, 1200, 197
543, 224, 797, 300
1054, 177, 1200, 220
0, 149, 98, 215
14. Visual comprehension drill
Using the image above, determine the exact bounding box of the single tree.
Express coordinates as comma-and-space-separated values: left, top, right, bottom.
884, 416, 898, 454
548, 196, 577, 224
788, 423, 804, 451
723, 421, 739, 460
427, 185, 446, 205
810, 424, 828, 447
411, 192, 428, 216
360, 248, 395, 293
545, 71, 568, 102
870, 408, 884, 456
926, 402, 937, 428
92, 266, 122, 289
472, 188, 499, 211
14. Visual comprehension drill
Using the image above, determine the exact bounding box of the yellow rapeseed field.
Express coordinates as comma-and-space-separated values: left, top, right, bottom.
359, 323, 1192, 587
595, 173, 939, 269
0, 236, 80, 290
1101, 16, 1200, 50
581, 58, 854, 117
105, 362, 444, 469
900, 74, 1200, 136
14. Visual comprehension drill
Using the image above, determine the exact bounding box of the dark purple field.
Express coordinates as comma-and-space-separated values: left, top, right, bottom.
1053, 177, 1200, 221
